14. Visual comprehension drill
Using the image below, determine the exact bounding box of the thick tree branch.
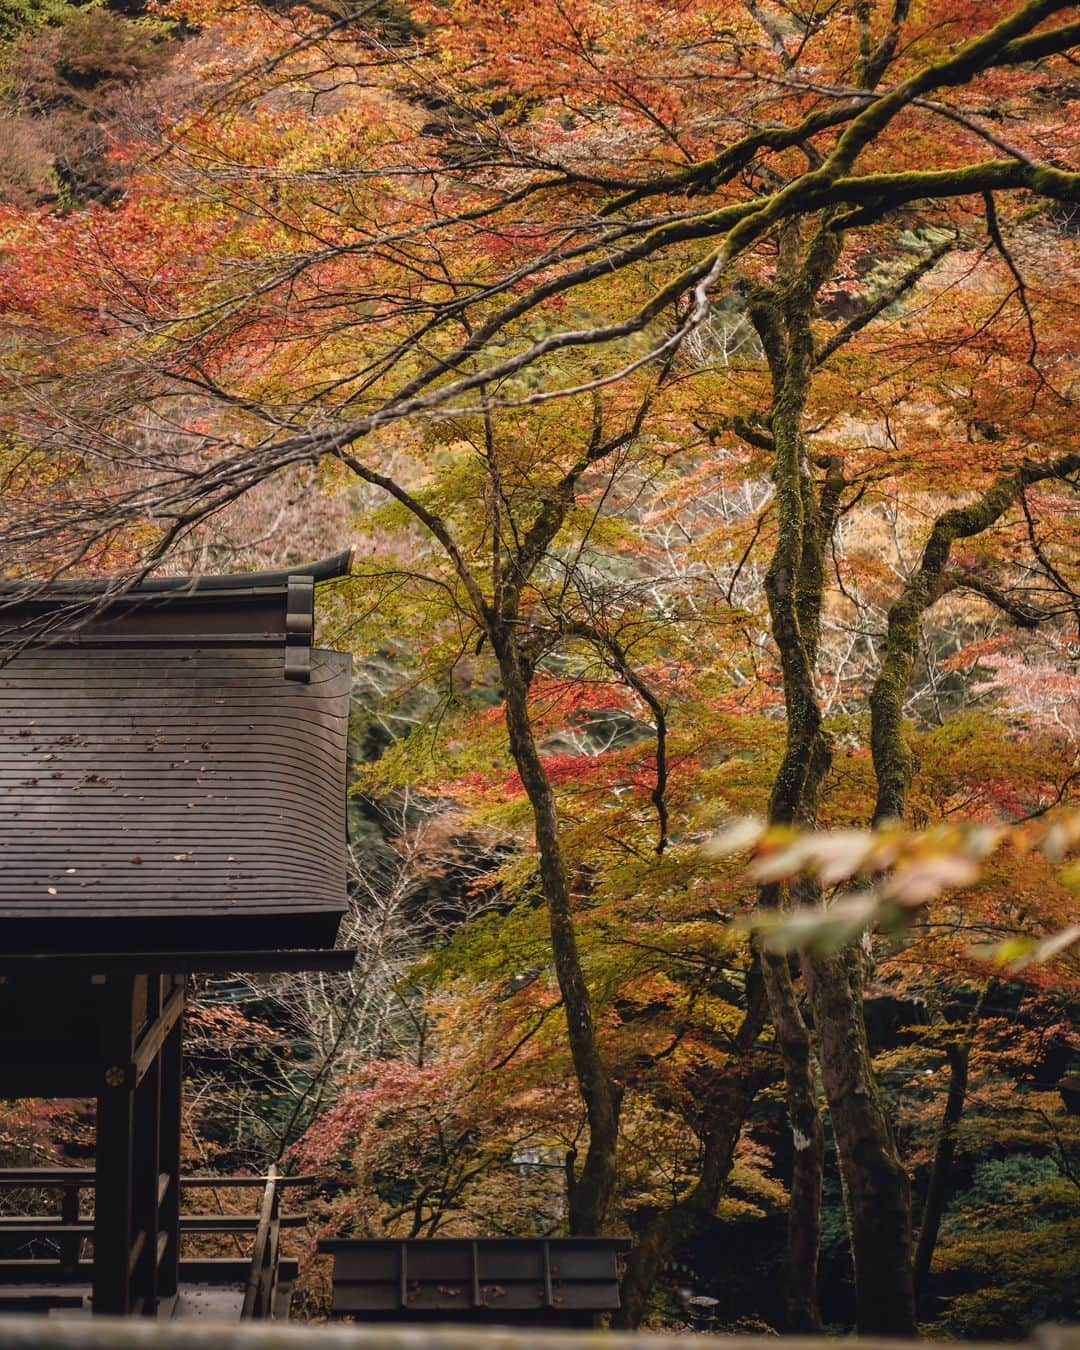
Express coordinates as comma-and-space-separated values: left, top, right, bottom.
559, 620, 670, 856
335, 449, 491, 628
997, 18, 1080, 64
815, 232, 957, 366
949, 568, 1052, 627
870, 453, 1080, 823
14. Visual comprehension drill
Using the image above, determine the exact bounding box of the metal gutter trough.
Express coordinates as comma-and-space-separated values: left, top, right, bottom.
316, 1238, 632, 1327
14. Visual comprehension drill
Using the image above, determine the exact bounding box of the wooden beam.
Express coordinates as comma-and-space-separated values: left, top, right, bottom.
0, 1256, 302, 1285
0, 1215, 306, 1238
131, 1036, 161, 1315
132, 986, 185, 1088
0, 1222, 94, 1238
181, 1176, 315, 1189
0, 1170, 94, 1188
180, 1216, 306, 1233
59, 1188, 81, 1278
0, 1169, 314, 1191
0, 951, 356, 977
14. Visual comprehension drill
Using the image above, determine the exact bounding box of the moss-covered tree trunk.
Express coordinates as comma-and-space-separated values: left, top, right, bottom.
746, 223, 839, 1333
870, 454, 1080, 823
495, 630, 622, 1235
750, 218, 917, 1335
914, 984, 992, 1296
759, 948, 824, 1331
802, 946, 917, 1333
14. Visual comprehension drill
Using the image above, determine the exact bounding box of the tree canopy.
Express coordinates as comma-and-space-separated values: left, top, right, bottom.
0, 0, 1077, 1336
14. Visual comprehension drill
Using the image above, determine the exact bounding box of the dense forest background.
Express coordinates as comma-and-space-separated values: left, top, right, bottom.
0, 0, 1077, 1336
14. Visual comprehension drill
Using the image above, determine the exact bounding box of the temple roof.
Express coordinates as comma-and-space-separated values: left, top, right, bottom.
0, 555, 353, 956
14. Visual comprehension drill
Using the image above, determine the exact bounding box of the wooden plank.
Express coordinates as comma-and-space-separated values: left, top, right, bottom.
0, 1222, 94, 1238
179, 1216, 306, 1233
59, 1188, 81, 1277
178, 1258, 299, 1284
1, 912, 346, 957
0, 549, 351, 604
131, 1018, 162, 1316
0, 1216, 306, 1238
323, 1237, 630, 1321
0, 1256, 299, 1284
181, 1176, 315, 1189
0, 1293, 86, 1313
0, 1169, 314, 1191
0, 1170, 94, 1188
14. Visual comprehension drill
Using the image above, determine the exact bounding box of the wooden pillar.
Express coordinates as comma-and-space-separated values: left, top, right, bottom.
157, 977, 184, 1303
94, 976, 136, 1316
59, 1185, 81, 1278
132, 1035, 161, 1315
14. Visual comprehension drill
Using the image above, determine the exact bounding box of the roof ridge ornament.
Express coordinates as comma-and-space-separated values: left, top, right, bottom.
284, 574, 315, 682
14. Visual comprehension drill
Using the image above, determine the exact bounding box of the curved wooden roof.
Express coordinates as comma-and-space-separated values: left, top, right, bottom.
0, 557, 352, 955
0, 549, 354, 597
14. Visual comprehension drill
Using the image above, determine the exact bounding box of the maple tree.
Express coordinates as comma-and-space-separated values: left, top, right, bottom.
1, 0, 1078, 1335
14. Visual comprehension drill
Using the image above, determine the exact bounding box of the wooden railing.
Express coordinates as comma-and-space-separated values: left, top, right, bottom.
0, 1168, 309, 1317
0, 1169, 92, 1279
240, 1166, 281, 1321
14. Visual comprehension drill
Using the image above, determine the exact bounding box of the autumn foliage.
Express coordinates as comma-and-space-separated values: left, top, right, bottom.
0, 0, 1078, 1336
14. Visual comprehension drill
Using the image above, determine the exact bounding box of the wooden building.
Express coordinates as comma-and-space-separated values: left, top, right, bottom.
0, 553, 355, 1318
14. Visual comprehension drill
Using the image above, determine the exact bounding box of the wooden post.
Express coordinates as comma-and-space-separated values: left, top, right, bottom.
157, 978, 184, 1304
132, 1037, 161, 1315
93, 976, 136, 1316
58, 1184, 80, 1278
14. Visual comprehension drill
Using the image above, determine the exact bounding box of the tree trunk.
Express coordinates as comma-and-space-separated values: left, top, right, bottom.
802, 947, 917, 1336
615, 965, 768, 1328
760, 949, 824, 1331
614, 1065, 757, 1327
497, 638, 621, 1235
869, 456, 1080, 824
747, 219, 916, 1337
748, 230, 837, 1333
914, 983, 992, 1294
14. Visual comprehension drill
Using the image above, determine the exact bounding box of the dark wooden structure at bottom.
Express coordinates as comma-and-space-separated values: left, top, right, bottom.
0, 972, 188, 1317
317, 1237, 632, 1326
